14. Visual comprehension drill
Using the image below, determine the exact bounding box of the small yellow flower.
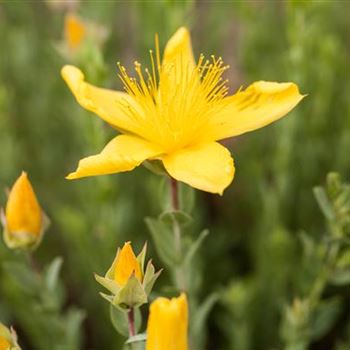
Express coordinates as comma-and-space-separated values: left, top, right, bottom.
114, 242, 143, 286
64, 12, 86, 51
95, 242, 161, 309
0, 337, 10, 350
0, 323, 21, 350
1, 172, 49, 250
146, 293, 188, 350
62, 26, 304, 194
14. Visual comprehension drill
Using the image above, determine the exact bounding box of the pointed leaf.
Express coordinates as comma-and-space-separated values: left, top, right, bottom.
145, 217, 179, 266
184, 229, 209, 266
44, 257, 63, 291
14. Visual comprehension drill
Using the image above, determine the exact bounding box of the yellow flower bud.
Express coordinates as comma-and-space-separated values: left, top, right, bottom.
0, 323, 21, 350
0, 336, 10, 350
95, 242, 161, 309
2, 171, 48, 250
146, 293, 188, 350
64, 13, 86, 50
114, 242, 142, 286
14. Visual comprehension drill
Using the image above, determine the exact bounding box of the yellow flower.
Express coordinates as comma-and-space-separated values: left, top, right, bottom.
146, 293, 188, 350
1, 172, 49, 249
64, 12, 86, 50
0, 337, 10, 350
114, 242, 143, 286
61, 26, 304, 194
0, 323, 21, 350
95, 242, 161, 309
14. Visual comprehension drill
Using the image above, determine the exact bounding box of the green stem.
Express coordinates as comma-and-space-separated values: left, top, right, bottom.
127, 308, 136, 350
169, 177, 187, 291
127, 308, 135, 337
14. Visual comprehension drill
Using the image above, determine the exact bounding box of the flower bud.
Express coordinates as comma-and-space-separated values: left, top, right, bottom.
95, 242, 161, 309
1, 171, 49, 250
64, 13, 86, 51
0, 323, 21, 350
146, 293, 188, 350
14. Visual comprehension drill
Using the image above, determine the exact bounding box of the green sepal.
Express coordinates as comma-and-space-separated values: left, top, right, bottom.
143, 260, 162, 295
99, 292, 114, 304
105, 248, 121, 279
137, 242, 148, 272
1, 208, 50, 251
94, 273, 120, 295
143, 160, 167, 176
125, 333, 147, 344
113, 274, 148, 309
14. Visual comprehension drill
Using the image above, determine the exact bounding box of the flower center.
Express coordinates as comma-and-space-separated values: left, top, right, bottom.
117, 41, 230, 152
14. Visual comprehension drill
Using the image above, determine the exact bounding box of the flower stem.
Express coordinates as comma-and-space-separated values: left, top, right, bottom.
169, 177, 187, 291
127, 308, 136, 337
170, 177, 180, 210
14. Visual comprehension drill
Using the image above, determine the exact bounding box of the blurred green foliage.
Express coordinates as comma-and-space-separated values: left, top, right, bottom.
1, 1, 350, 349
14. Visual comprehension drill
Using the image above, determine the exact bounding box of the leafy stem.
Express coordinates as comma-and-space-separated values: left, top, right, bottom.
169, 177, 187, 292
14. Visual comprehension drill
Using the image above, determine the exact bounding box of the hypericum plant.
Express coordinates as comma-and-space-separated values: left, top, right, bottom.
61, 26, 305, 349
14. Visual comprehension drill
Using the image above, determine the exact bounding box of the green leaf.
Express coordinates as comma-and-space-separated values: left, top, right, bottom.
184, 229, 209, 266
44, 257, 63, 292
330, 270, 350, 286
110, 305, 142, 337
3, 261, 40, 294
329, 251, 350, 285
145, 217, 179, 266
192, 293, 219, 342
311, 298, 341, 340
326, 172, 342, 199
313, 186, 334, 221
64, 308, 86, 347
159, 210, 192, 227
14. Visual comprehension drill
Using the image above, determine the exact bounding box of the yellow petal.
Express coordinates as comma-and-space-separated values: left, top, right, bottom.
162, 27, 196, 84
0, 336, 10, 350
114, 242, 142, 286
66, 134, 162, 179
146, 293, 188, 350
61, 65, 139, 133
202, 81, 304, 141
5, 172, 42, 236
162, 142, 234, 195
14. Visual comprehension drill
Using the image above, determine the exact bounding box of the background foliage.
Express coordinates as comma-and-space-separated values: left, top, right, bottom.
1, 1, 350, 349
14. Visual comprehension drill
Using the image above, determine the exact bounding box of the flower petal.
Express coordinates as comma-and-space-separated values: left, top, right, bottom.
162, 142, 235, 194
202, 81, 304, 141
66, 135, 162, 179
61, 65, 139, 133
162, 27, 196, 84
